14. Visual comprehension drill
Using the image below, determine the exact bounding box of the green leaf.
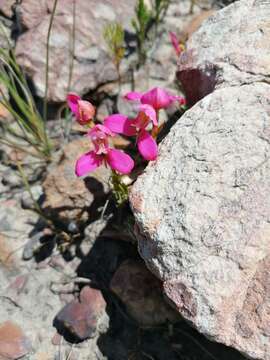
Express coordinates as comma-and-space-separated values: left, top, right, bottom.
0, 48, 52, 160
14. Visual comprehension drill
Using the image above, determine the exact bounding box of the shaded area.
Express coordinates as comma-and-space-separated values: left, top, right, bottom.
177, 64, 218, 106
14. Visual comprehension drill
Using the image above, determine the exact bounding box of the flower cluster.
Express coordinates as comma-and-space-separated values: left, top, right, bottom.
67, 87, 185, 177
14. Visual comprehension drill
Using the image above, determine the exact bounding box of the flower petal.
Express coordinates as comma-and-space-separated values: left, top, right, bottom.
106, 149, 134, 174
88, 124, 114, 138
75, 151, 102, 177
169, 31, 181, 56
124, 91, 143, 101
77, 100, 95, 124
137, 130, 158, 161
67, 93, 80, 115
104, 114, 137, 136
139, 104, 157, 126
141, 87, 172, 110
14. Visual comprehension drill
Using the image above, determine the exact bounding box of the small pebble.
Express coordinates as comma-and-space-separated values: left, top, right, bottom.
22, 232, 43, 260
21, 185, 43, 209
51, 332, 62, 346
2, 169, 21, 187
67, 221, 79, 234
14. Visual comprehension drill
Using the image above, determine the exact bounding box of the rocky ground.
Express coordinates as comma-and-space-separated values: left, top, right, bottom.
0, 0, 264, 359
0, 168, 246, 360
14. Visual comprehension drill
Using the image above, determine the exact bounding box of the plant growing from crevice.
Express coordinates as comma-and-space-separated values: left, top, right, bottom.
131, 0, 152, 66
67, 87, 186, 207
103, 21, 125, 88
132, 0, 172, 67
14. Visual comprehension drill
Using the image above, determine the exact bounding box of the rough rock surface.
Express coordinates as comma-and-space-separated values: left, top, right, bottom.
13, 0, 136, 102
0, 259, 64, 360
42, 137, 110, 226
0, 193, 107, 359
130, 83, 270, 360
0, 197, 39, 271
178, 0, 270, 105
110, 259, 179, 326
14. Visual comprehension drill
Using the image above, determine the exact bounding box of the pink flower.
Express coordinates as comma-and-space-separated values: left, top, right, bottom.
124, 87, 185, 110
75, 124, 134, 176
104, 104, 158, 161
169, 31, 183, 57
67, 93, 95, 125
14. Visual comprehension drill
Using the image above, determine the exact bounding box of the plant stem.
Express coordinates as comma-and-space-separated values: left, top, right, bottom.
17, 161, 43, 214
63, 0, 76, 142
116, 62, 121, 91
43, 0, 58, 122
67, 0, 76, 94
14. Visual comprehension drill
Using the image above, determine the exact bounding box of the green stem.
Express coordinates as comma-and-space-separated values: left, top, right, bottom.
43, 0, 58, 122
116, 61, 121, 91
16, 162, 56, 227
17, 162, 43, 214
67, 0, 76, 94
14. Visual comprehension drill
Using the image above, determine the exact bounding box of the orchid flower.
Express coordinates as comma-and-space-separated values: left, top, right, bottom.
124, 87, 185, 111
67, 93, 95, 125
75, 124, 134, 176
169, 32, 185, 57
104, 104, 158, 161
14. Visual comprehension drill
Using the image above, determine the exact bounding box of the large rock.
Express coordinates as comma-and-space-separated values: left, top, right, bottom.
14, 0, 136, 102
177, 0, 270, 105
55, 286, 108, 340
130, 83, 270, 360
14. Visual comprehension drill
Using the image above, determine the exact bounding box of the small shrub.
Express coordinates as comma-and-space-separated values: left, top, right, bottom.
103, 22, 125, 85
